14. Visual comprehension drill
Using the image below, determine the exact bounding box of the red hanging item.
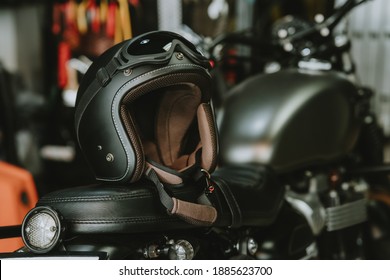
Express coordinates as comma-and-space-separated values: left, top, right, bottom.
106, 1, 116, 38
91, 3, 101, 33
57, 41, 71, 89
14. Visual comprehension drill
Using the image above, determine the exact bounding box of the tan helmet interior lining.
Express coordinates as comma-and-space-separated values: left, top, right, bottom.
123, 82, 216, 176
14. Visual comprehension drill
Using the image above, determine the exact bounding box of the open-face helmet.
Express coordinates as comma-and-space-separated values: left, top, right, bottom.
75, 31, 218, 185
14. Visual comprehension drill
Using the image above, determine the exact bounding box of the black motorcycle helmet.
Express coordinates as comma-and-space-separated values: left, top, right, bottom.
75, 31, 218, 184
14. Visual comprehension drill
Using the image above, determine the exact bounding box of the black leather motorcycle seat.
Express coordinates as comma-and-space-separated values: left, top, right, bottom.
36, 164, 284, 235
212, 164, 285, 228
37, 179, 199, 235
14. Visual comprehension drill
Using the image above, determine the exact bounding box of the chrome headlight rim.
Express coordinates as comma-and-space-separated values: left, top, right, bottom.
21, 206, 63, 254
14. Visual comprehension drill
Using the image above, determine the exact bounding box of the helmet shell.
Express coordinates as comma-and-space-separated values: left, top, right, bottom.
75, 31, 217, 183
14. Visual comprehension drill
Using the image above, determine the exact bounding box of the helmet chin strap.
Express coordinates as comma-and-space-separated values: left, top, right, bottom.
144, 165, 217, 226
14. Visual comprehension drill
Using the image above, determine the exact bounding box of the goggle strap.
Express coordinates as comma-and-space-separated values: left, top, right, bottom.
96, 58, 122, 87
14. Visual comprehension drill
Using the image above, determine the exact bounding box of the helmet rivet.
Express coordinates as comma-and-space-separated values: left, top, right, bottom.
176, 52, 184, 60
123, 68, 132, 76
97, 145, 102, 151
106, 153, 114, 162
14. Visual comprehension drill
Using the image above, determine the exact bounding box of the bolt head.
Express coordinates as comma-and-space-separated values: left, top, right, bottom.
106, 153, 114, 162
123, 69, 132, 76
176, 52, 184, 60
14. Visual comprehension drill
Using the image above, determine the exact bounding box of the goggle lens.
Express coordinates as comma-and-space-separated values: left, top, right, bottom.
126, 32, 200, 57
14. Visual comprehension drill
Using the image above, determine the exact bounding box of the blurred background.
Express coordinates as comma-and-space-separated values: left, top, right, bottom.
0, 0, 389, 250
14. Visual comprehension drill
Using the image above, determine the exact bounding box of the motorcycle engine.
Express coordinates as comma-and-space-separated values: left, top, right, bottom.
285, 167, 368, 259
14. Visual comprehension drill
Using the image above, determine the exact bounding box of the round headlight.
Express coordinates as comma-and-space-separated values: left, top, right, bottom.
21, 206, 63, 254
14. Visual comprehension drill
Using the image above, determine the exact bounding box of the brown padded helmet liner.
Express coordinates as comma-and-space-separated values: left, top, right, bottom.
156, 84, 201, 170
116, 72, 211, 182
121, 84, 217, 182
123, 83, 201, 169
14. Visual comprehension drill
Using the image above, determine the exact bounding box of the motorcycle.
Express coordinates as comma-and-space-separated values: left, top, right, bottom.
0, 0, 386, 260
212, 0, 389, 259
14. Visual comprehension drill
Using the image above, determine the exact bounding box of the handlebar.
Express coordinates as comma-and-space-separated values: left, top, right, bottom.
206, 0, 370, 61
207, 31, 279, 57
282, 0, 370, 45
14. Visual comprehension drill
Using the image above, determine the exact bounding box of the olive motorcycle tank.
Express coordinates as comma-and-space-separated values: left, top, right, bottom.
218, 69, 361, 173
